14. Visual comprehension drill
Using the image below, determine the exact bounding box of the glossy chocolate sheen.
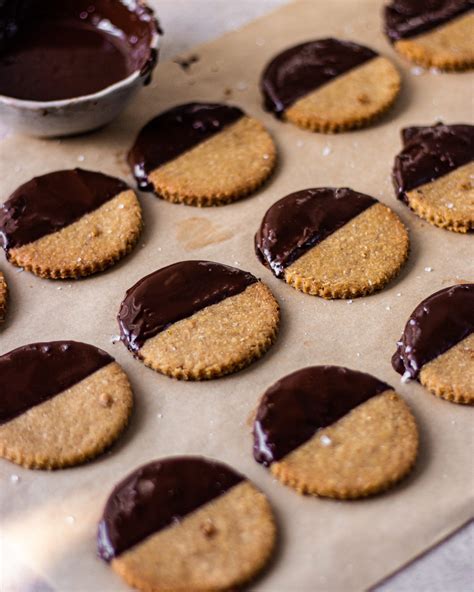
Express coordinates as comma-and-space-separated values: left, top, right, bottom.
128, 102, 244, 191
253, 366, 390, 465
0, 341, 113, 425
0, 168, 128, 251
393, 123, 474, 203
392, 284, 474, 379
0, 0, 157, 101
118, 260, 257, 352
255, 188, 377, 277
97, 457, 244, 561
384, 0, 473, 42
261, 38, 377, 116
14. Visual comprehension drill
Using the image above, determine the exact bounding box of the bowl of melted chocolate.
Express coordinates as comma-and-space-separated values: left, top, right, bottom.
0, 0, 161, 136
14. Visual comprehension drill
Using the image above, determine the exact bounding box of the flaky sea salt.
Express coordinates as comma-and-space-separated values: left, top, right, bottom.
401, 371, 412, 384
322, 146, 331, 156
320, 435, 332, 447
424, 266, 433, 272
77, 155, 85, 162
66, 515, 75, 524
410, 66, 425, 76
10, 474, 20, 483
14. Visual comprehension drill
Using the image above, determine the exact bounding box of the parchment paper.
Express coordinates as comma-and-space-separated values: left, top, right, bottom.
0, 1, 473, 590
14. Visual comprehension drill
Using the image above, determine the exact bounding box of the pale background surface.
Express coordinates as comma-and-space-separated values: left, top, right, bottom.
0, 1, 473, 590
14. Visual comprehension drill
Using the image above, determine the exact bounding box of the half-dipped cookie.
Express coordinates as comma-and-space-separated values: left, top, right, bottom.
384, 0, 474, 70
0, 169, 142, 279
393, 123, 474, 232
98, 457, 276, 591
255, 187, 409, 298
128, 102, 276, 206
261, 38, 401, 132
0, 271, 7, 322
253, 366, 418, 498
0, 341, 133, 469
393, 284, 474, 404
118, 261, 280, 379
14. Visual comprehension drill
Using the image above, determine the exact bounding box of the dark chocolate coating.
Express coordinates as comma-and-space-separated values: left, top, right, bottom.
384, 0, 473, 42
127, 102, 244, 191
255, 187, 377, 277
260, 38, 377, 117
392, 284, 474, 379
392, 123, 474, 203
253, 366, 390, 465
97, 456, 244, 561
0, 0, 158, 101
0, 341, 113, 425
118, 260, 258, 352
0, 168, 128, 251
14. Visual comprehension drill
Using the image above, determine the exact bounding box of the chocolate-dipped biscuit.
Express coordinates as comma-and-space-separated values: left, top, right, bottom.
98, 457, 276, 591
0, 169, 142, 278
384, 0, 474, 69
253, 366, 419, 498
392, 123, 474, 232
0, 0, 159, 101
0, 341, 133, 469
128, 102, 276, 206
393, 284, 474, 403
118, 261, 280, 379
261, 38, 401, 132
255, 187, 409, 298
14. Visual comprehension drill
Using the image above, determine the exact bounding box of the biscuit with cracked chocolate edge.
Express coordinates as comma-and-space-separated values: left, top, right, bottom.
128, 102, 276, 206
261, 39, 400, 133
393, 284, 474, 404
0, 272, 7, 322
98, 457, 276, 592
385, 0, 474, 71
118, 261, 280, 380
253, 366, 418, 499
393, 124, 474, 233
0, 341, 133, 469
0, 169, 142, 279
255, 188, 409, 299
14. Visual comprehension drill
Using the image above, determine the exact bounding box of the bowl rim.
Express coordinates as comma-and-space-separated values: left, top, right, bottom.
0, 1, 161, 109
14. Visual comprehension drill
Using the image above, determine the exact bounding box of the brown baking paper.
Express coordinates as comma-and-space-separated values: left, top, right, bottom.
0, 1, 473, 590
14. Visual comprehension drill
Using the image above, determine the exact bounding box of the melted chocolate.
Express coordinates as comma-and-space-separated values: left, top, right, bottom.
384, 0, 473, 42
0, 0, 158, 101
0, 169, 128, 251
255, 188, 376, 277
118, 261, 257, 352
261, 38, 377, 116
253, 366, 390, 465
97, 456, 244, 561
0, 341, 113, 425
393, 123, 474, 203
128, 103, 244, 191
392, 284, 474, 379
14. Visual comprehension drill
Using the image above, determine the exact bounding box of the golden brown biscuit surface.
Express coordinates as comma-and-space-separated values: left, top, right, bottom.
284, 56, 401, 133
148, 116, 276, 206
0, 272, 7, 322
419, 333, 474, 404
405, 162, 474, 233
7, 190, 142, 279
111, 481, 276, 592
139, 282, 280, 380
394, 12, 474, 70
0, 362, 133, 469
271, 391, 418, 499
283, 203, 409, 298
